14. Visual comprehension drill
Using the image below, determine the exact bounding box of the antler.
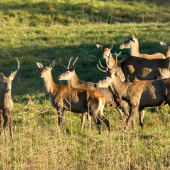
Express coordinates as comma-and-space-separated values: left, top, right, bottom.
67, 57, 73, 69
97, 63, 107, 73
72, 57, 78, 66
99, 60, 106, 68
15, 57, 20, 72
111, 52, 121, 69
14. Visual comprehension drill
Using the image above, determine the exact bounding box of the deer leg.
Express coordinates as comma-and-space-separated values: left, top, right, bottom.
139, 107, 145, 127
57, 108, 64, 131
90, 111, 102, 134
154, 106, 159, 113
81, 112, 87, 130
98, 105, 110, 132
3, 113, 10, 140
125, 106, 138, 130
9, 116, 13, 141
98, 114, 110, 132
0, 110, 3, 136
96, 117, 102, 134
87, 113, 91, 130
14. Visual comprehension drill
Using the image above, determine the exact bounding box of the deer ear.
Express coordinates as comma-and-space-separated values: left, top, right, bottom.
160, 41, 167, 48
130, 34, 136, 40
9, 71, 17, 81
70, 65, 75, 71
49, 61, 55, 69
96, 44, 103, 50
108, 44, 113, 50
37, 62, 44, 69
0, 74, 4, 82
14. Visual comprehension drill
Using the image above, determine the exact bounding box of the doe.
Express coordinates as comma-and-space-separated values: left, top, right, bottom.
0, 58, 20, 140
37, 61, 110, 134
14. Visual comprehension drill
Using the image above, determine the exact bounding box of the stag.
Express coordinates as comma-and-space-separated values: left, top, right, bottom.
0, 58, 20, 140
37, 61, 110, 134
119, 34, 166, 59
58, 57, 129, 123
96, 44, 125, 81
96, 53, 170, 130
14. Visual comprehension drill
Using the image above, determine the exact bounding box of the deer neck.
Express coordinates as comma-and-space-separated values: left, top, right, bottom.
43, 73, 56, 95
106, 53, 116, 68
0, 88, 12, 107
130, 42, 140, 57
110, 75, 128, 98
69, 73, 81, 88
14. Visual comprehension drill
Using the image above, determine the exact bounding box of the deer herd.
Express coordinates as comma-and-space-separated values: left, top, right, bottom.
1, 34, 170, 140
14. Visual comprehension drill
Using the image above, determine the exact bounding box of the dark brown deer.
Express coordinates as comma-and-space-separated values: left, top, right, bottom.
0, 58, 20, 140
119, 36, 169, 113
96, 44, 125, 81
119, 34, 166, 59
96, 53, 170, 130
37, 61, 110, 134
58, 57, 129, 123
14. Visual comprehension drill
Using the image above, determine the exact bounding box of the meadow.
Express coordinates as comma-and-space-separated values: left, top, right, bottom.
0, 0, 170, 169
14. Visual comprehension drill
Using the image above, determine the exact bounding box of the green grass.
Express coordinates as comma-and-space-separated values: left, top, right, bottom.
0, 0, 170, 169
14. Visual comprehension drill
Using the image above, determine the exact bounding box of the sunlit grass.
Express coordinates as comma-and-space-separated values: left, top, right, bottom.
0, 0, 170, 169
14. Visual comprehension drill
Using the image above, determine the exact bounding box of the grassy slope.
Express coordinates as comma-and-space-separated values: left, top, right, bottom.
0, 0, 170, 169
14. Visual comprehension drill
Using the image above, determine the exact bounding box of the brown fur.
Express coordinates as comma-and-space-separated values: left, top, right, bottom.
58, 61, 129, 122
0, 58, 20, 140
96, 64, 170, 130
37, 61, 110, 134
96, 44, 125, 81
121, 56, 170, 82
119, 34, 166, 59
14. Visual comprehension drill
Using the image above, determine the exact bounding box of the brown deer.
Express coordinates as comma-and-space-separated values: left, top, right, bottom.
119, 34, 166, 59
96, 44, 125, 81
119, 34, 167, 113
37, 61, 110, 134
0, 58, 20, 140
58, 57, 129, 123
96, 54, 170, 130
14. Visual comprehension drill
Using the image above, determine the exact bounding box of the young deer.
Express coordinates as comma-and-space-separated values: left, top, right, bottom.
96, 44, 125, 81
96, 53, 170, 130
37, 61, 110, 134
119, 34, 166, 59
0, 58, 20, 140
58, 57, 129, 123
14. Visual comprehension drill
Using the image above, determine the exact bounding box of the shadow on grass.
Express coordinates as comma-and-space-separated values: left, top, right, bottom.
0, 0, 170, 26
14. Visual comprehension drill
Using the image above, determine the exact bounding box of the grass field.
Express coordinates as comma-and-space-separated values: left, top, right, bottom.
1, 0, 170, 169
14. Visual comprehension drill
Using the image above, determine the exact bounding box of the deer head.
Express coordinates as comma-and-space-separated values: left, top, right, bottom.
0, 58, 20, 93
58, 57, 78, 80
96, 52, 120, 88
96, 44, 113, 59
37, 61, 55, 79
119, 34, 138, 49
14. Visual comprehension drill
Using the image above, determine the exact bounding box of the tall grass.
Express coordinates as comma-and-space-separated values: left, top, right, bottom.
0, 0, 170, 169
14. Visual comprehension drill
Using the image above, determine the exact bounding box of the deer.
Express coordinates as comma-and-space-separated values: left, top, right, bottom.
0, 57, 20, 140
96, 44, 125, 81
58, 57, 129, 123
119, 36, 169, 112
37, 61, 110, 134
119, 34, 166, 59
95, 53, 170, 131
